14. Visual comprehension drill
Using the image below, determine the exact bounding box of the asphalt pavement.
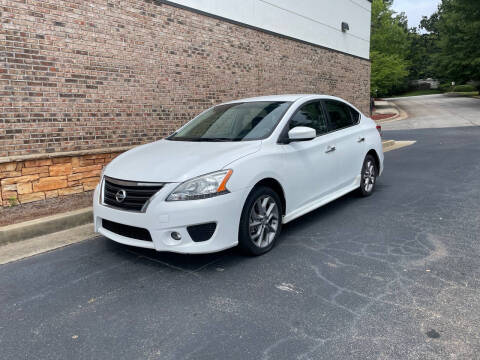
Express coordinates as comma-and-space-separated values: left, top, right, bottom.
1, 96, 480, 359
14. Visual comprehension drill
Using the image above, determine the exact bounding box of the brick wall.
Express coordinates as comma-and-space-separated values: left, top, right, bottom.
1, 0, 370, 207
1, 0, 371, 157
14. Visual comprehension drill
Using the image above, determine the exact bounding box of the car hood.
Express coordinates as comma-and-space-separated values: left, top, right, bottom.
104, 139, 262, 183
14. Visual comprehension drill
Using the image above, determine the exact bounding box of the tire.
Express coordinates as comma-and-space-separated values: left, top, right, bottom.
238, 186, 283, 256
358, 154, 378, 197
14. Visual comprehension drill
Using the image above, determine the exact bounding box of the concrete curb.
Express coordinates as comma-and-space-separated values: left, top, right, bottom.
375, 101, 408, 123
0, 207, 93, 245
372, 100, 399, 120
0, 223, 98, 265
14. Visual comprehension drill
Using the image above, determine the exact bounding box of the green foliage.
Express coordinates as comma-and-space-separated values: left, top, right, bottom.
370, 51, 409, 97
406, 29, 438, 80
453, 84, 476, 92
438, 83, 453, 92
422, 0, 480, 83
370, 0, 410, 96
395, 89, 444, 97
371, 0, 409, 57
8, 197, 18, 207
370, 0, 480, 96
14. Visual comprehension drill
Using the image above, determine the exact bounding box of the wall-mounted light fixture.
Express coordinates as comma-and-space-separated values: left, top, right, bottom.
341, 22, 349, 32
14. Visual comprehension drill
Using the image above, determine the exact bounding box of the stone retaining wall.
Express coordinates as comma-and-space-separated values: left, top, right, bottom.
0, 151, 121, 207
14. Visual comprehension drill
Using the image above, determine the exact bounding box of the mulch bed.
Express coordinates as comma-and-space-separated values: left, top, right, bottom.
0, 191, 94, 227
372, 113, 396, 121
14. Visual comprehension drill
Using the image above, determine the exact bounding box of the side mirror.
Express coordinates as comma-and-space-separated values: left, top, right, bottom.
287, 126, 316, 142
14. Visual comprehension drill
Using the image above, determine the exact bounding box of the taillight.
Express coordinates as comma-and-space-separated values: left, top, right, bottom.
376, 125, 382, 136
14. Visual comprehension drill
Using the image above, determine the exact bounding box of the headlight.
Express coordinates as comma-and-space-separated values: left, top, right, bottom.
166, 169, 233, 201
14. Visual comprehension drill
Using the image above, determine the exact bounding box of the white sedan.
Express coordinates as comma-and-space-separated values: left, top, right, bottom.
93, 94, 383, 255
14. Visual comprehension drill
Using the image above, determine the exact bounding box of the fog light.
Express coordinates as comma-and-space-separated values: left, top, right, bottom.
171, 231, 182, 241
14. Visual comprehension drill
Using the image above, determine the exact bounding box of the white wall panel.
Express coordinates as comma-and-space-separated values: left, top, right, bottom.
167, 0, 371, 59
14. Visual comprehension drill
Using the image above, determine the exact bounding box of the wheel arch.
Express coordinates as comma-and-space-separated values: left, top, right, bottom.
252, 178, 286, 215
366, 149, 380, 172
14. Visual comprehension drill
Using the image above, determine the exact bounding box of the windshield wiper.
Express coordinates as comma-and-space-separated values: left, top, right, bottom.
200, 137, 235, 142
167, 137, 204, 141
168, 137, 241, 142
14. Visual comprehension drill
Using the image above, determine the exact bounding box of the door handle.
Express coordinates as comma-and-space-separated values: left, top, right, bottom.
357, 137, 365, 143
325, 145, 336, 153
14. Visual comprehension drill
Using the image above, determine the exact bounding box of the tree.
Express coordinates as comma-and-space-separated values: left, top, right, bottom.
370, 0, 411, 96
422, 0, 480, 83
406, 28, 437, 80
371, 51, 409, 97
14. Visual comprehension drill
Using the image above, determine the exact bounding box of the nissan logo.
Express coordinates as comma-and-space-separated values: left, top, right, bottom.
115, 189, 127, 203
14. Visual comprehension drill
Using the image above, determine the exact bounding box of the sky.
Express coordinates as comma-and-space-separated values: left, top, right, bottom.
392, 0, 442, 29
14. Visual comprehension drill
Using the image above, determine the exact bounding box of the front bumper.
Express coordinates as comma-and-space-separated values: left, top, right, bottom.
93, 182, 249, 254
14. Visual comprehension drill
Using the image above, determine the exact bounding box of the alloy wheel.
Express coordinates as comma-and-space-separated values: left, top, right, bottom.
249, 195, 280, 248
363, 159, 376, 192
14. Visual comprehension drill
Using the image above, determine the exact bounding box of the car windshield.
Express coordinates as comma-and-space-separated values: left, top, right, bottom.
168, 101, 291, 142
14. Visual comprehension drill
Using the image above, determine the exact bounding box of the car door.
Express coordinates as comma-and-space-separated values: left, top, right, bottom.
322, 100, 365, 189
279, 100, 339, 211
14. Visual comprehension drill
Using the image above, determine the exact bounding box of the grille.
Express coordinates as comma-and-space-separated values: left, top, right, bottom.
102, 219, 152, 242
103, 176, 164, 212
187, 222, 217, 242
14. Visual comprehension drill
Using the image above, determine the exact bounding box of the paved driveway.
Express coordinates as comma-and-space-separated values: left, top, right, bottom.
383, 94, 480, 130
1, 98, 480, 359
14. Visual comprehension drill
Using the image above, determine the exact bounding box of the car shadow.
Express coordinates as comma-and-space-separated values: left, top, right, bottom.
280, 192, 361, 236
103, 237, 244, 273
101, 186, 383, 274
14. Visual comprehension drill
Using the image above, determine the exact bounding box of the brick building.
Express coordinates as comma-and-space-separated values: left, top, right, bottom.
0, 0, 372, 206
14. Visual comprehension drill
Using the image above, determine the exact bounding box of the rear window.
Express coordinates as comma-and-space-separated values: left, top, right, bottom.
350, 108, 360, 124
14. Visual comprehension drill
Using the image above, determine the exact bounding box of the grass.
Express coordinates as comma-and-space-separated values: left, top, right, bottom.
7, 197, 18, 207
448, 91, 479, 96
393, 89, 444, 97
392, 89, 479, 98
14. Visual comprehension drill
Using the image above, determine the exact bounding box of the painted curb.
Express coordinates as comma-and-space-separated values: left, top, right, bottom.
0, 207, 93, 246
382, 140, 395, 150
383, 140, 416, 153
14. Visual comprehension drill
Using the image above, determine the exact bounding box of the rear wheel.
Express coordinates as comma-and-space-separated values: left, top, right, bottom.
358, 154, 377, 197
238, 186, 282, 256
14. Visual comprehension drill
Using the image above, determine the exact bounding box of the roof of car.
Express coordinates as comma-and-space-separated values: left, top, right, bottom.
225, 94, 338, 103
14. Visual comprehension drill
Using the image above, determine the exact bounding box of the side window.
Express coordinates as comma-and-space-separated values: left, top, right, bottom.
350, 108, 360, 124
324, 100, 355, 131
289, 101, 327, 136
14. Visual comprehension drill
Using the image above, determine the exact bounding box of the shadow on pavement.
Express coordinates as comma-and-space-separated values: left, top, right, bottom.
100, 187, 382, 274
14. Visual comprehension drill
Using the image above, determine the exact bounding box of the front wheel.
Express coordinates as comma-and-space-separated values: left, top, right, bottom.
238, 186, 282, 256
358, 154, 377, 197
